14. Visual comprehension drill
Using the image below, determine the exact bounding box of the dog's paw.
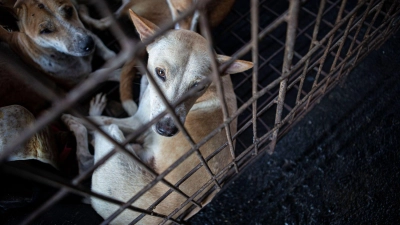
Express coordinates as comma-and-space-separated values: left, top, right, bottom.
62, 114, 84, 131
61, 114, 76, 126
90, 93, 107, 116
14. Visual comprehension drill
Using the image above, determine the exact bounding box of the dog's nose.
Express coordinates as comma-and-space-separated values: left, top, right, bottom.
80, 36, 95, 52
156, 122, 179, 137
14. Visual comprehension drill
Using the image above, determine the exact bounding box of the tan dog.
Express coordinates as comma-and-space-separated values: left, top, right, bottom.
79, 0, 235, 30
79, 0, 235, 115
78, 0, 234, 116
62, 10, 252, 224
0, 0, 115, 86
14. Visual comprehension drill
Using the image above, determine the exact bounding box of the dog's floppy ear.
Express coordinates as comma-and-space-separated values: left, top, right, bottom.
217, 55, 254, 75
14, 0, 28, 8
129, 9, 159, 41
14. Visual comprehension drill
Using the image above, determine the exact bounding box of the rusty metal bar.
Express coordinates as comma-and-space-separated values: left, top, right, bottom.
336, 0, 376, 82
199, 11, 239, 174
294, 1, 326, 112
304, 0, 348, 109
342, 0, 393, 82
174, 0, 398, 168
354, 0, 386, 67
236, 0, 367, 131
173, 1, 398, 219
251, 5, 400, 161
311, 0, 347, 89
341, 1, 396, 81
322, 0, 363, 94
269, 0, 300, 154
234, 1, 341, 129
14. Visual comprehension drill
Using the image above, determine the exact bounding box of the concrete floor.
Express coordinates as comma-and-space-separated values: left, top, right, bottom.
189, 31, 400, 225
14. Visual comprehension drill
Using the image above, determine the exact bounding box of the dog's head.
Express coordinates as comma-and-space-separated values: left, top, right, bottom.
129, 10, 253, 137
13, 0, 94, 56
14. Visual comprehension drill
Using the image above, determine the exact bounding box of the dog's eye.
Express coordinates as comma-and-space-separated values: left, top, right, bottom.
192, 82, 205, 92
64, 6, 73, 18
38, 3, 44, 9
40, 28, 52, 34
155, 67, 166, 81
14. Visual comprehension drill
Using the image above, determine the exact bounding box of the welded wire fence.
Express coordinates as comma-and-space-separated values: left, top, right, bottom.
0, 0, 399, 224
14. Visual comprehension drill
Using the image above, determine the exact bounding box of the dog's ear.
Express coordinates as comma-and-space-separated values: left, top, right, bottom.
217, 55, 254, 75
14, 0, 28, 8
129, 9, 159, 41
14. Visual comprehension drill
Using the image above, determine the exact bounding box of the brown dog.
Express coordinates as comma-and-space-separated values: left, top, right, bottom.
0, 0, 115, 86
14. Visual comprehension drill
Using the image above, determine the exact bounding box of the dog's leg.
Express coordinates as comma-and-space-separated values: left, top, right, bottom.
62, 113, 143, 135
62, 115, 93, 174
139, 74, 148, 100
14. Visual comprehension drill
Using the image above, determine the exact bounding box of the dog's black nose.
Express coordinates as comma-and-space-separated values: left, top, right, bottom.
156, 122, 179, 137
80, 36, 95, 52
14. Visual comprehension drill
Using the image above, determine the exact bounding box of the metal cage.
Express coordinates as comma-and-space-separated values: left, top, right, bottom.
1, 0, 399, 224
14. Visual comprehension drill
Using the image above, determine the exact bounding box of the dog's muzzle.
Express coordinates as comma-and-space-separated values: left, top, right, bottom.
79, 35, 95, 53
156, 119, 179, 137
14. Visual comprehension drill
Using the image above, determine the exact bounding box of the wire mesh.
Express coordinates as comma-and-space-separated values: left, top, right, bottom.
0, 0, 399, 224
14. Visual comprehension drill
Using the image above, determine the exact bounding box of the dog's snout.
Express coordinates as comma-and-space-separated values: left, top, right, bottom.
80, 36, 95, 52
156, 120, 179, 137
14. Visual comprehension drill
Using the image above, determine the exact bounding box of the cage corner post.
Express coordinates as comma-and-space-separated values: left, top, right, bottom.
268, 0, 300, 155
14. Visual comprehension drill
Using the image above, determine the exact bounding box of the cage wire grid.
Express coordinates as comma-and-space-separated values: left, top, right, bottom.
0, 0, 399, 224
